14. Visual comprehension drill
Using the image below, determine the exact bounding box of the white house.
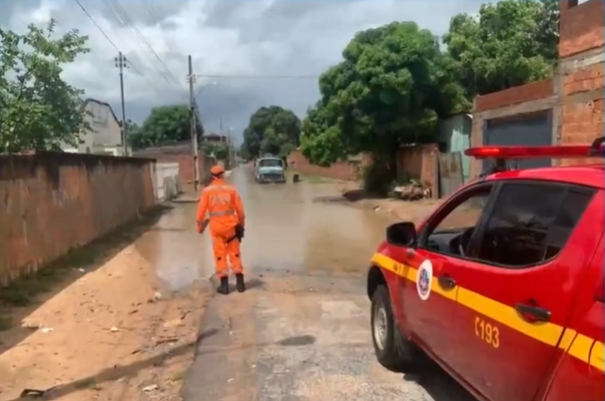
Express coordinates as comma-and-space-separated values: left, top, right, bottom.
62, 98, 130, 156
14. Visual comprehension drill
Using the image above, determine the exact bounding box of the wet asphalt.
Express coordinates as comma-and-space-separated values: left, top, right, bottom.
135, 167, 477, 401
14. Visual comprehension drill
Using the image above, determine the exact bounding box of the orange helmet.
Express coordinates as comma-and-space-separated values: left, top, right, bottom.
210, 165, 225, 176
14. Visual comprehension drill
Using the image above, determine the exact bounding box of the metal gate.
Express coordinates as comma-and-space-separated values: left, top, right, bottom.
438, 152, 464, 198
484, 111, 552, 171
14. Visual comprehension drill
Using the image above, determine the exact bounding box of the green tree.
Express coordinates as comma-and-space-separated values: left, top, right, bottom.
238, 143, 252, 161
242, 105, 301, 159
300, 22, 466, 185
202, 142, 229, 160
242, 128, 261, 158
129, 104, 203, 150
0, 19, 90, 153
443, 0, 559, 98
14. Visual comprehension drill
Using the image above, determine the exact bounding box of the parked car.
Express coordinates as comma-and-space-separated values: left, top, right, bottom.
367, 139, 604, 401
255, 156, 286, 183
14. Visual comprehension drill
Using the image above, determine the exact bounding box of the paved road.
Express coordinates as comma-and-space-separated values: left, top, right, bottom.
136, 167, 477, 401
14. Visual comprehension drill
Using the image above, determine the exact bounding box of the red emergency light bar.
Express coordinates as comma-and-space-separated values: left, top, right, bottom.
465, 137, 605, 159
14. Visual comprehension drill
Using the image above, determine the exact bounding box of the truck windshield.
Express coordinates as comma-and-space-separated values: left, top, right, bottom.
259, 159, 282, 167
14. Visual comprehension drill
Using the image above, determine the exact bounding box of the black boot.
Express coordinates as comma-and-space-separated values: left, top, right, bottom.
236, 274, 246, 293
216, 276, 229, 295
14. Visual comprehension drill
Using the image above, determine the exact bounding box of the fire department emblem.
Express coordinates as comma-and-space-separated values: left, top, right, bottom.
416, 260, 433, 301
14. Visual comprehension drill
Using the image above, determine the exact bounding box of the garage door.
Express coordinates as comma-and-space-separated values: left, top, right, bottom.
484, 110, 552, 170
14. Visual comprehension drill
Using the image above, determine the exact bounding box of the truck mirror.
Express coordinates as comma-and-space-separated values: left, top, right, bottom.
386, 222, 417, 248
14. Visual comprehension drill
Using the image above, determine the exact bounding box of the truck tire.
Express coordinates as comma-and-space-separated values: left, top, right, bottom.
371, 285, 418, 371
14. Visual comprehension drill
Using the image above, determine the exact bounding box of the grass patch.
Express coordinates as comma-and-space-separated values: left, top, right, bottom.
75, 378, 101, 390
0, 205, 170, 311
0, 246, 98, 308
170, 370, 186, 381
302, 175, 327, 184
0, 315, 12, 331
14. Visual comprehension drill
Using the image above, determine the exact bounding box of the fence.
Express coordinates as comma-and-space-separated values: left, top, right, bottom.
437, 152, 464, 198
133, 142, 217, 187
0, 152, 156, 285
154, 162, 180, 201
287, 150, 369, 181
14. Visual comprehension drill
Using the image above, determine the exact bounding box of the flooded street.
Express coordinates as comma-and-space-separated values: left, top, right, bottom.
136, 167, 391, 291
138, 166, 475, 401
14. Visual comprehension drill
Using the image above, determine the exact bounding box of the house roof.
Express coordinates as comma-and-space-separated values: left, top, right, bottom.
80, 98, 121, 126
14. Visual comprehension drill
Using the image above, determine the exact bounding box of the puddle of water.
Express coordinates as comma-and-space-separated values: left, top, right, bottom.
132, 167, 391, 291
133, 204, 210, 291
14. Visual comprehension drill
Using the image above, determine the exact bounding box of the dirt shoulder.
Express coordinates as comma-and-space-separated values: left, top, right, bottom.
0, 207, 210, 401
348, 197, 442, 223
331, 181, 443, 223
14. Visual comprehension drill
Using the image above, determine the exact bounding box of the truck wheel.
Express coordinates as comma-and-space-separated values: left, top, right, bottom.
371, 285, 418, 371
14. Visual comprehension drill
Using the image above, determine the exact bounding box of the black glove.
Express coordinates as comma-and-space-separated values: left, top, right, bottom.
235, 224, 245, 240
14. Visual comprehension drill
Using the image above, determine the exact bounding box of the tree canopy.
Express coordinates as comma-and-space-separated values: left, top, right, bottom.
299, 0, 558, 172
0, 19, 90, 153
129, 104, 203, 149
241, 105, 301, 159
203, 141, 230, 160
300, 21, 467, 167
443, 0, 558, 98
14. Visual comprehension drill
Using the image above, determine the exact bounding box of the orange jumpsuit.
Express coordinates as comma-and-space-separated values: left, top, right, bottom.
196, 179, 246, 278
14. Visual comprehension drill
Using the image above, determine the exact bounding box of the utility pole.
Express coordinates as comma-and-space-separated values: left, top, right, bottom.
115, 52, 129, 155
187, 55, 200, 192
228, 126, 236, 167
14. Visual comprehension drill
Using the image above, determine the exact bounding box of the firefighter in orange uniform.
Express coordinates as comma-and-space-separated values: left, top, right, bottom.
196, 165, 246, 294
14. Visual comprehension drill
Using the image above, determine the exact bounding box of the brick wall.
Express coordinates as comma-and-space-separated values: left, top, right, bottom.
287, 147, 439, 189
0, 152, 156, 285
395, 144, 438, 194
134, 143, 216, 186
474, 80, 554, 112
558, 0, 604, 165
559, 0, 604, 58
287, 150, 368, 181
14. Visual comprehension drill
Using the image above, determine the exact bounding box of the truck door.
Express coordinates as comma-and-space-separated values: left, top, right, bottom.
542, 232, 604, 401
449, 180, 600, 401
400, 182, 495, 365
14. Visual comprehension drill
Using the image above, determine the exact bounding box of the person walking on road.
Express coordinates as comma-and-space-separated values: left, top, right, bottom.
196, 165, 246, 294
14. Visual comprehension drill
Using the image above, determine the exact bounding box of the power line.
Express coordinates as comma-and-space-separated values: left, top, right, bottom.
195, 74, 320, 80
72, 0, 158, 87
74, 0, 184, 98
73, 0, 120, 52
102, 0, 181, 87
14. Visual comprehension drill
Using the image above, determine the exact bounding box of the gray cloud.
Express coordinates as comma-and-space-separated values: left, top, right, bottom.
3, 0, 486, 144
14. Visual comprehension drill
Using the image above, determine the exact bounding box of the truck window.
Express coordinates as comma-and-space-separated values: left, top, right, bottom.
476, 182, 595, 268
420, 185, 493, 257
258, 159, 282, 167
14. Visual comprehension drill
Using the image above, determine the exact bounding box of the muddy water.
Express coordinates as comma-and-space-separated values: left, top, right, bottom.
134, 167, 390, 290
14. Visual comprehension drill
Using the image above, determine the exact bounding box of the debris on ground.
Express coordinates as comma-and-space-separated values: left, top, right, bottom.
0, 225, 210, 401
391, 179, 432, 201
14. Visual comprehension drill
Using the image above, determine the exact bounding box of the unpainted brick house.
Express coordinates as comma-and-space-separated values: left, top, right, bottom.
470, 0, 604, 179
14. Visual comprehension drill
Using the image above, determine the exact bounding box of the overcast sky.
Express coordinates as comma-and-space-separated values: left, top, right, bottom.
2, 0, 484, 143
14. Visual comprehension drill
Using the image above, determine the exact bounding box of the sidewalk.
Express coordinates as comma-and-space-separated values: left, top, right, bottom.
0, 206, 210, 401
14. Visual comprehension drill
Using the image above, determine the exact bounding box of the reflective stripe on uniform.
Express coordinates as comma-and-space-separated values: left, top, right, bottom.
203, 184, 230, 192
209, 210, 235, 217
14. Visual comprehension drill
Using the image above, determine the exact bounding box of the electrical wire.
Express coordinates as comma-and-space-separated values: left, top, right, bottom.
73, 0, 120, 52
195, 74, 320, 80
72, 0, 167, 95
102, 0, 181, 87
